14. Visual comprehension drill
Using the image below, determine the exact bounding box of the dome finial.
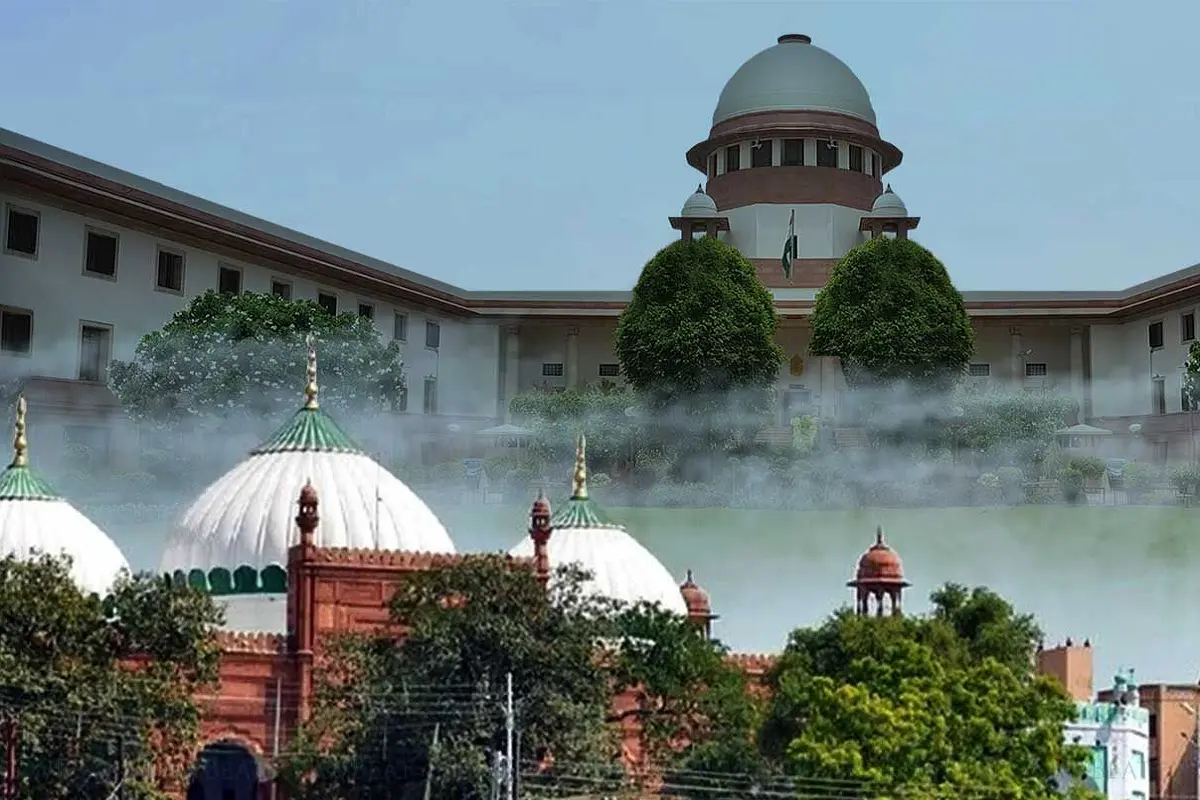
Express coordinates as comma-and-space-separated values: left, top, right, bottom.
303, 333, 319, 410
571, 434, 588, 500
11, 395, 28, 468
876, 525, 884, 545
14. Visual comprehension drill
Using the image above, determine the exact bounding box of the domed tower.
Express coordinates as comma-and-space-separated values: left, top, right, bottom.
685, 34, 903, 287
859, 184, 920, 240
848, 526, 909, 616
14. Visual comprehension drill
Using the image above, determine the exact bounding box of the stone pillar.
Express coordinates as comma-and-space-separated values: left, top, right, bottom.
1070, 326, 1086, 422
1010, 327, 1024, 386
504, 326, 520, 421
565, 326, 580, 390
818, 356, 838, 420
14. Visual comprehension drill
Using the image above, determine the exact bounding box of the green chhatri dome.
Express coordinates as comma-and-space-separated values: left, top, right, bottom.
251, 407, 363, 455
0, 396, 59, 502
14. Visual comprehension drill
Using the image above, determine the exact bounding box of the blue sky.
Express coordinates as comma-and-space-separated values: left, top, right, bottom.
5, 0, 1199, 292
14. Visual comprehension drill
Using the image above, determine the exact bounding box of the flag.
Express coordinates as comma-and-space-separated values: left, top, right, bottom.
781, 209, 797, 281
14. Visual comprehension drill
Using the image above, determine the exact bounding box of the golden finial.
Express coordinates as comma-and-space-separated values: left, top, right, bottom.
571, 433, 588, 500
11, 395, 28, 468
303, 333, 319, 410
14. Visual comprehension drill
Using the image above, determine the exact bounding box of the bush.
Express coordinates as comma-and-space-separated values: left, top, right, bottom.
996, 467, 1026, 505
974, 473, 1003, 506
1170, 464, 1200, 496
1067, 456, 1107, 481
1060, 468, 1085, 504
1123, 461, 1159, 500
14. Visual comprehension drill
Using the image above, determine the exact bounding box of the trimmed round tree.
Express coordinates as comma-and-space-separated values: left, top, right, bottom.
809, 237, 974, 392
615, 237, 783, 408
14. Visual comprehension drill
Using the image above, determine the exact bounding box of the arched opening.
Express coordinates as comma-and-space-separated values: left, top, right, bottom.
186, 740, 261, 800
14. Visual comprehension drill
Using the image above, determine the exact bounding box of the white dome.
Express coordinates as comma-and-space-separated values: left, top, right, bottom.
681, 185, 719, 217
870, 184, 908, 217
508, 437, 687, 616
713, 34, 876, 127
160, 407, 456, 576
0, 399, 130, 595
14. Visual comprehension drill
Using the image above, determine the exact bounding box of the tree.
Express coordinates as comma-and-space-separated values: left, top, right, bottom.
758, 584, 1094, 800
615, 238, 783, 409
279, 556, 626, 800
809, 237, 974, 393
1183, 340, 1200, 412
0, 553, 222, 800
110, 290, 406, 424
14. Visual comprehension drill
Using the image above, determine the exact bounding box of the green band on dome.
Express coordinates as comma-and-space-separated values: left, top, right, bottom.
168, 564, 288, 596
251, 407, 363, 455
0, 465, 60, 501
551, 497, 619, 530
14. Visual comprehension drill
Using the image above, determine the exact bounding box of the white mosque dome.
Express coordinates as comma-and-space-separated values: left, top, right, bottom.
508, 437, 688, 616
0, 397, 130, 596
713, 34, 876, 127
681, 185, 719, 217
870, 184, 908, 217
159, 344, 455, 580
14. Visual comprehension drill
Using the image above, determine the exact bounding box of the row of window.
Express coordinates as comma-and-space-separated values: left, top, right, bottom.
541, 362, 621, 378
967, 363, 1049, 378
1147, 310, 1195, 350
706, 138, 882, 177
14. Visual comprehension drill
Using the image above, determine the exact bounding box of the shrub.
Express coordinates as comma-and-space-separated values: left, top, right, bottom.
1123, 461, 1159, 500
975, 472, 1003, 506
996, 467, 1026, 505
1170, 464, 1200, 496
1067, 456, 1107, 480
1060, 468, 1085, 504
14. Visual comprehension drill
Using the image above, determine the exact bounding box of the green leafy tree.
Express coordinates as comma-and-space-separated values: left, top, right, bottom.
944, 388, 1077, 470
615, 238, 783, 410
0, 553, 222, 800
810, 237, 975, 392
1183, 340, 1200, 412
279, 556, 626, 800
110, 290, 406, 424
759, 583, 1094, 800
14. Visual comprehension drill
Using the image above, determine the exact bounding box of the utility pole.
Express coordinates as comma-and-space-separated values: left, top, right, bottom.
505, 672, 515, 800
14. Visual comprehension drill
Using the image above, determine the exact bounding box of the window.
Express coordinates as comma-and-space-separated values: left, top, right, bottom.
156, 248, 185, 293
1183, 312, 1195, 343
1131, 750, 1146, 779
707, 152, 717, 177
872, 153, 881, 177
1149, 713, 1158, 738
750, 139, 773, 168
425, 321, 440, 350
0, 308, 32, 354
542, 362, 564, 377
83, 229, 118, 278
4, 205, 39, 257
848, 144, 864, 172
598, 363, 620, 377
724, 145, 741, 173
217, 265, 242, 295
317, 292, 338, 315
1025, 363, 1048, 377
1149, 321, 1164, 350
393, 312, 408, 341
816, 140, 838, 168
270, 279, 292, 300
968, 363, 991, 377
78, 324, 113, 382
358, 302, 374, 320
423, 377, 438, 414
1153, 376, 1166, 415
782, 139, 804, 166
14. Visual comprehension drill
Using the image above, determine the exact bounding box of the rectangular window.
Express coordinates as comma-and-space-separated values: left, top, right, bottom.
270, 279, 292, 300
707, 152, 717, 177
750, 139, 773, 168
1183, 312, 1195, 343
781, 139, 804, 166
1025, 363, 1048, 377
1149, 321, 1164, 350
0, 308, 33, 355
1153, 376, 1166, 415
425, 321, 440, 350
4, 206, 39, 257
598, 363, 620, 377
542, 362, 564, 377
968, 363, 990, 377
724, 145, 741, 173
357, 302, 374, 320
78, 324, 113, 382
1131, 751, 1146, 779
816, 140, 838, 168
423, 377, 438, 414
393, 312, 408, 341
83, 229, 119, 278
872, 153, 881, 178
317, 292, 338, 315
156, 248, 185, 293
848, 144, 864, 172
217, 265, 242, 295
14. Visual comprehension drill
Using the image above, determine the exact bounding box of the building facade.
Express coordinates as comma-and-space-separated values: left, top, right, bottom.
4, 33, 1200, 466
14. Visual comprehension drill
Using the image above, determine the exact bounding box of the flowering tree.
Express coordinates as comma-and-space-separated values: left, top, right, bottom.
110, 291, 406, 424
